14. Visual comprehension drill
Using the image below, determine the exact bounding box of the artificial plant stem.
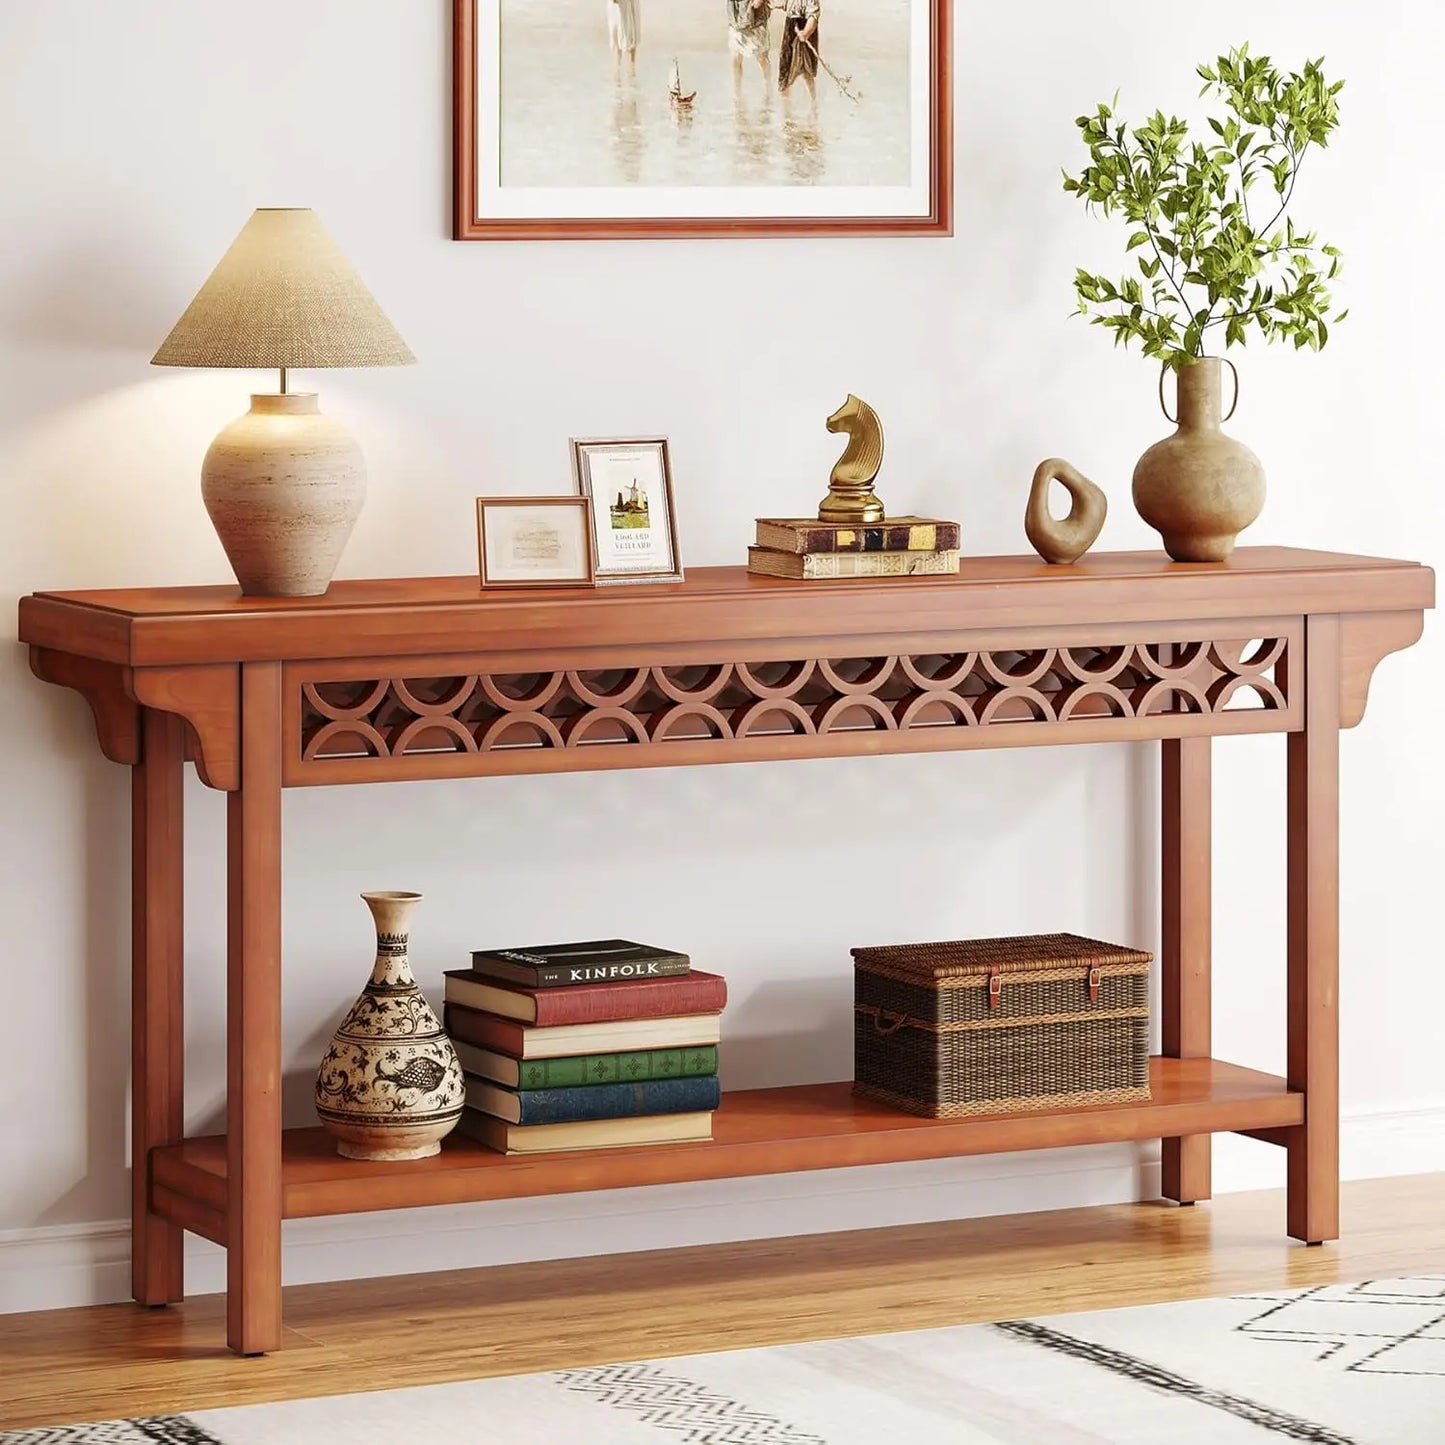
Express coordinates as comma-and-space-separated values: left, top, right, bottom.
1260, 141, 1306, 238
1113, 129, 1190, 317
1203, 301, 1269, 331
1147, 225, 1188, 313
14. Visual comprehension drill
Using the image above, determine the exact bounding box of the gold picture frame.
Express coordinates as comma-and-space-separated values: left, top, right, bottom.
476, 495, 596, 589
570, 437, 683, 585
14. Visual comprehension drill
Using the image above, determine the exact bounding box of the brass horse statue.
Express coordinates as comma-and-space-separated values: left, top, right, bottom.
818, 394, 886, 523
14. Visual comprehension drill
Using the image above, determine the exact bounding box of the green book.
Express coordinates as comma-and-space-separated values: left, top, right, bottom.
453, 1039, 718, 1091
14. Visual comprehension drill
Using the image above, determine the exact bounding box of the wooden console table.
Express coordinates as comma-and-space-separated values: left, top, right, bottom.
18, 548, 1433, 1355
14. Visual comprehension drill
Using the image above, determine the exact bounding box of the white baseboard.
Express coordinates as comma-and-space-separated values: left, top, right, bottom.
3, 1103, 1441, 1317
0, 1218, 133, 1317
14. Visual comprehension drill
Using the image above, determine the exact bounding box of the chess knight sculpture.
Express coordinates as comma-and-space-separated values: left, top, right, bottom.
818, 394, 887, 524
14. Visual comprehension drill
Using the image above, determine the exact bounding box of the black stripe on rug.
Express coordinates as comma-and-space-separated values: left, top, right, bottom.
0, 1417, 222, 1445
133, 1420, 222, 1445
556, 1363, 827, 1444
994, 1320, 1355, 1444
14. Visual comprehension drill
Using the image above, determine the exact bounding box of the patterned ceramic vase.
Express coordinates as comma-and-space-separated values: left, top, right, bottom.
314, 891, 465, 1161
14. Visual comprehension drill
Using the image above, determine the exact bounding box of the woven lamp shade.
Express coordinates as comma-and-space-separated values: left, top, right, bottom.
151, 208, 414, 370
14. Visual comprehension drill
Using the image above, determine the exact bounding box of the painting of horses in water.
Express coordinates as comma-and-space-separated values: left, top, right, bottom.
453, 0, 952, 239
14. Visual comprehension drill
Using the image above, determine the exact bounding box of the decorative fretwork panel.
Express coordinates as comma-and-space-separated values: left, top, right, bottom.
287, 632, 1295, 784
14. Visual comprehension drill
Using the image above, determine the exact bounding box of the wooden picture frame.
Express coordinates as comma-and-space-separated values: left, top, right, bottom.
476, 496, 596, 588
571, 437, 683, 584
453, 0, 953, 241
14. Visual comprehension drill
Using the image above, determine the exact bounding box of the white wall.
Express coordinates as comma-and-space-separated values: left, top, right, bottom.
1, 1, 1440, 1311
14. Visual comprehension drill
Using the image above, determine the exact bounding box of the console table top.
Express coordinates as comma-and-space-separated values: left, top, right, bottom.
17, 548, 1435, 668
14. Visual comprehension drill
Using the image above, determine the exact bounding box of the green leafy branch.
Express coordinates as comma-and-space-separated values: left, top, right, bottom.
1063, 45, 1347, 370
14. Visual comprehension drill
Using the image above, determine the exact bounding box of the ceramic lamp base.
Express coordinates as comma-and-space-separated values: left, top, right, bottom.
201, 391, 365, 597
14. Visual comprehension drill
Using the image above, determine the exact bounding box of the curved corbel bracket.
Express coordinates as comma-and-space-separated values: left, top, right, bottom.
128, 664, 241, 790
28, 646, 141, 765
1339, 610, 1425, 729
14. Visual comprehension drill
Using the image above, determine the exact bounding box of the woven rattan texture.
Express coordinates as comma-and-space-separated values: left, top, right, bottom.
855, 1004, 1147, 1034
854, 1009, 1151, 1116
852, 933, 1152, 1116
856, 967, 1149, 1028
851, 932, 1153, 982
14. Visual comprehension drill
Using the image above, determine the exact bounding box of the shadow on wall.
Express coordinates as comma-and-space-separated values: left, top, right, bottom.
0, 236, 180, 353
0, 231, 187, 426
8, 657, 134, 1228
0, 227, 237, 592
722, 977, 857, 1090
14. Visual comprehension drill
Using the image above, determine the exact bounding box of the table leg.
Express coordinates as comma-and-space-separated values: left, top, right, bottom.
227, 661, 284, 1354
1161, 736, 1212, 1204
132, 708, 186, 1305
1287, 615, 1340, 1244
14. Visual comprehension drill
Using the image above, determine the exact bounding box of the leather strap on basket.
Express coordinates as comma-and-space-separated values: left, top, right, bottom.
1087, 959, 1102, 1004
988, 965, 1002, 1009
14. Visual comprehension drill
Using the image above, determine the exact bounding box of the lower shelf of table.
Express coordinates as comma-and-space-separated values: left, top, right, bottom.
150, 1058, 1302, 1231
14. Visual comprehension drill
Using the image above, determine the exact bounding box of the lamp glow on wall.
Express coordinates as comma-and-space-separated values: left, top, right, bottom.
151, 208, 414, 597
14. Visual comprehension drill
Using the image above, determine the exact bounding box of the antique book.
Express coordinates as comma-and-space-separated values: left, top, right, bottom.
464, 1074, 721, 1126
467, 938, 689, 989
457, 1108, 714, 1155
453, 1039, 719, 1089
755, 516, 961, 555
443, 1004, 723, 1059
442, 968, 726, 1025
747, 547, 961, 580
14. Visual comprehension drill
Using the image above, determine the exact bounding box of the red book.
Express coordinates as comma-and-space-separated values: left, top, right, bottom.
442, 968, 727, 1027
442, 1004, 723, 1060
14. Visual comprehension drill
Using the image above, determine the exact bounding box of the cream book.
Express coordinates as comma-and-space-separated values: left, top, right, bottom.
456, 1109, 713, 1154
443, 1004, 723, 1059
747, 546, 961, 580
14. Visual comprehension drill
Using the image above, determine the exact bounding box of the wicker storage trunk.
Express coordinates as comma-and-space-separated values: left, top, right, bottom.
852, 933, 1152, 1118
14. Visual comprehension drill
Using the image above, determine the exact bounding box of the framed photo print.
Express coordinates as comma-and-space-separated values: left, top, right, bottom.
571, 437, 682, 584
453, 0, 952, 240
476, 496, 596, 588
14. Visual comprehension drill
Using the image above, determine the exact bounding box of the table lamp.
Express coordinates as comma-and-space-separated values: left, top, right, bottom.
152, 208, 414, 597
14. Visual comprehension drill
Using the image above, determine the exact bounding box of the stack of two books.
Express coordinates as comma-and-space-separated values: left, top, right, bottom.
747, 516, 963, 580
443, 940, 724, 1155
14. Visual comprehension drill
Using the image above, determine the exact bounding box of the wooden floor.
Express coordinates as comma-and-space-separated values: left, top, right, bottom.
2, 1173, 1443, 1431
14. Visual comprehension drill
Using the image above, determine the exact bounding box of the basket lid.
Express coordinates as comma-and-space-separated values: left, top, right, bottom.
851, 932, 1152, 981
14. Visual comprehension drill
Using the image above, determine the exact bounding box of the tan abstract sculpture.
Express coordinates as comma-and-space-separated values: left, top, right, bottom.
818, 394, 886, 523
1025, 458, 1108, 565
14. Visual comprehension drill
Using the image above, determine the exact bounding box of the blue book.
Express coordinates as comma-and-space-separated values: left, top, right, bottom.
464, 1073, 720, 1126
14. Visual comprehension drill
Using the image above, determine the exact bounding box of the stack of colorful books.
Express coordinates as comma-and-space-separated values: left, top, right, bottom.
747, 516, 962, 580
443, 939, 724, 1154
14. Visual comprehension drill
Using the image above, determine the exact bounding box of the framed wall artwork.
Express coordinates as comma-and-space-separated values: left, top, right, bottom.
476, 496, 596, 588
571, 437, 683, 583
453, 0, 953, 240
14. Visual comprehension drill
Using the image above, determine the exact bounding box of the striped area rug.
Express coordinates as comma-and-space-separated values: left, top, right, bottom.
5, 1276, 1443, 1444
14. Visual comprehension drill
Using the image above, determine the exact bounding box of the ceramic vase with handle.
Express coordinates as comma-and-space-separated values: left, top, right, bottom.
314, 891, 465, 1161
1132, 357, 1265, 563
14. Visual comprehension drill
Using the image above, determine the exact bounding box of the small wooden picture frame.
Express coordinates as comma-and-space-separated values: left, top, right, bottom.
570, 437, 683, 586
476, 496, 596, 589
